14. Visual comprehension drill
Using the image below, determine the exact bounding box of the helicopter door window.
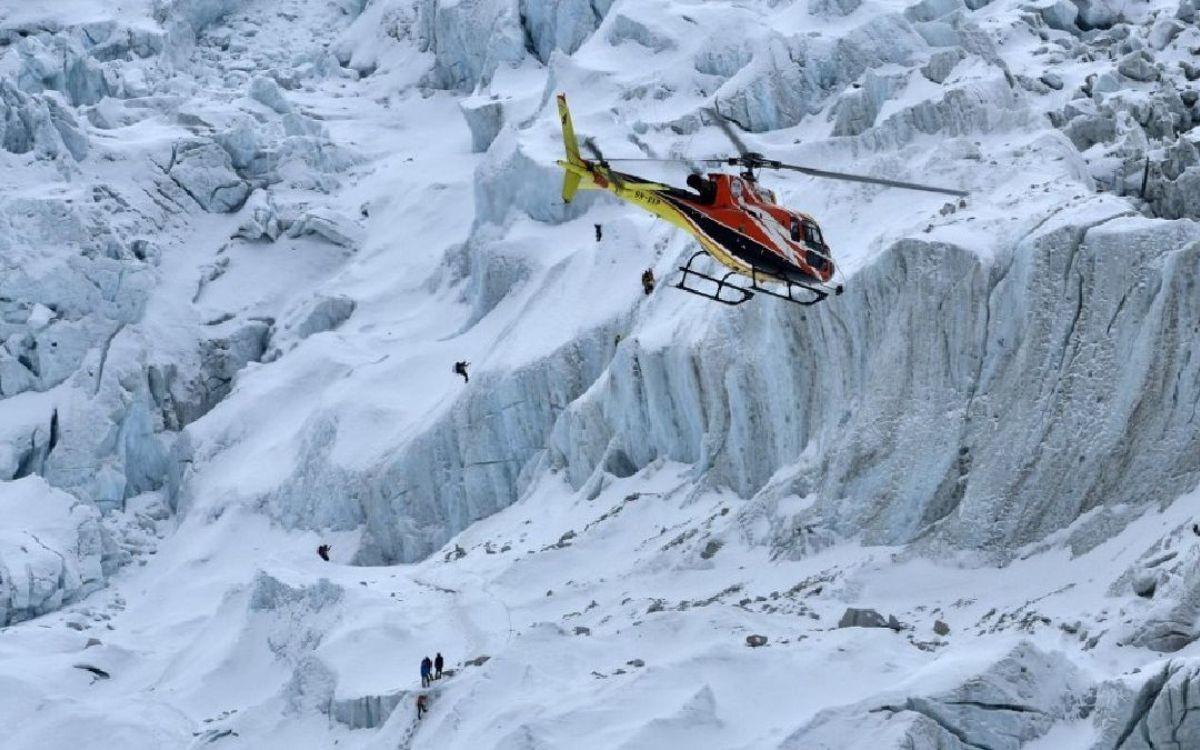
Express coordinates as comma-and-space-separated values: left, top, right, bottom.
803, 221, 823, 246
790, 218, 802, 242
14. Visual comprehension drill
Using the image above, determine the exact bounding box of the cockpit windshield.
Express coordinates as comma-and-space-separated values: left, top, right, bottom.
789, 217, 824, 245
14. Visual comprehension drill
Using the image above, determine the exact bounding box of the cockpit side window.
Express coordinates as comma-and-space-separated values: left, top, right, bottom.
789, 217, 802, 242
803, 221, 823, 246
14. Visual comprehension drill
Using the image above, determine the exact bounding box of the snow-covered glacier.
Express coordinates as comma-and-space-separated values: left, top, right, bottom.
1, 0, 1200, 747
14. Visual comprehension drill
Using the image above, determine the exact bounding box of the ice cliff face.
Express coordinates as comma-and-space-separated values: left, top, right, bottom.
2, 0, 1200, 747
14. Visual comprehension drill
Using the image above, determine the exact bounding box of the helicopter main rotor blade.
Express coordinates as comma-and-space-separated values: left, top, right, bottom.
707, 106, 751, 158
601, 157, 728, 164
582, 136, 628, 189
774, 162, 968, 197
582, 136, 605, 163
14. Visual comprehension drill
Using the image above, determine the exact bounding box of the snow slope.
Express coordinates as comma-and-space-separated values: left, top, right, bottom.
1, 0, 1200, 747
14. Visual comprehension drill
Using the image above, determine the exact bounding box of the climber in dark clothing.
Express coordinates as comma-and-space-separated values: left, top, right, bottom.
421, 655, 433, 688
595, 223, 603, 242
453, 361, 470, 383
641, 268, 656, 296
434, 652, 444, 680
317, 544, 331, 562
416, 693, 429, 719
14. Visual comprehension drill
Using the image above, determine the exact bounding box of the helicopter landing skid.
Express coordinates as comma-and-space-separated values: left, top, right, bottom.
674, 251, 754, 305
674, 251, 839, 307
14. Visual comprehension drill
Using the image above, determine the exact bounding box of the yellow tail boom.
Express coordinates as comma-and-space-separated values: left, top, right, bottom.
557, 93, 586, 202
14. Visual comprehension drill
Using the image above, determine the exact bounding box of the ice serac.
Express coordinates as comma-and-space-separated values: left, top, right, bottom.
1090, 661, 1200, 749
424, 0, 527, 91
518, 0, 611, 64
163, 138, 251, 213
781, 642, 1088, 749
0, 477, 113, 626
551, 213, 1200, 553
259, 324, 621, 565
0, 80, 89, 161
1116, 532, 1200, 652
715, 15, 922, 132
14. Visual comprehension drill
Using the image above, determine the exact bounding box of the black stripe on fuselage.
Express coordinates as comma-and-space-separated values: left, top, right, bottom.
659, 191, 819, 283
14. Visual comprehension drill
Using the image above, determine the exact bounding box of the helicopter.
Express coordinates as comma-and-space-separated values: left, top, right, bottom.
555, 93, 968, 306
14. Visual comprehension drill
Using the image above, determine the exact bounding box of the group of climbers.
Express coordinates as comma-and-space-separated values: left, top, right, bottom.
420, 653, 444, 687
311, 541, 447, 722
415, 652, 445, 719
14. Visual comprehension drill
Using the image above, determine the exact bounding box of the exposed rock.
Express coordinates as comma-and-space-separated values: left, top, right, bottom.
700, 539, 723, 559
933, 620, 950, 636
746, 634, 768, 647
73, 664, 111, 680
838, 608, 890, 628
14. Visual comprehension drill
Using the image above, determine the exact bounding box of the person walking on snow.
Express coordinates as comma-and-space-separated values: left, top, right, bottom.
421, 655, 433, 688
453, 361, 470, 383
641, 268, 656, 295
434, 652, 444, 680
317, 544, 331, 562
416, 693, 429, 719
